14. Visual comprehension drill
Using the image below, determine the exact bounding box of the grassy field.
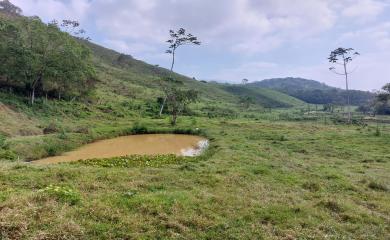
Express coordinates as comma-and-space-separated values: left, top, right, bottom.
0, 13, 389, 239
0, 116, 389, 239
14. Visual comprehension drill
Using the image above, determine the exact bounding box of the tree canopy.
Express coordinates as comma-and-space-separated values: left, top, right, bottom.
0, 13, 96, 104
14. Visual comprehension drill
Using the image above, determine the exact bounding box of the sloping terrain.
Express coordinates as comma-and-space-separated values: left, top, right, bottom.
0, 102, 41, 137
221, 84, 304, 108
85, 40, 303, 109
249, 77, 375, 105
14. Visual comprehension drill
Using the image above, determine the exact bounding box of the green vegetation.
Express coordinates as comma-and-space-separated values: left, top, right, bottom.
373, 83, 390, 115
1, 119, 389, 239
250, 77, 375, 106
0, 4, 389, 239
0, 12, 96, 104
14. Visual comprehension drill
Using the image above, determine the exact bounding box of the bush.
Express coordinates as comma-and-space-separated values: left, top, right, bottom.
368, 181, 388, 191
43, 122, 61, 134
38, 185, 81, 205
318, 200, 343, 213
201, 106, 238, 119
374, 127, 381, 137
131, 121, 148, 134
0, 134, 6, 148
0, 149, 17, 161
74, 126, 91, 134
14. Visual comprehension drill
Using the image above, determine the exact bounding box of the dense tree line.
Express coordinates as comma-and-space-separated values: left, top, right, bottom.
0, 9, 96, 104
249, 78, 374, 106
290, 89, 374, 106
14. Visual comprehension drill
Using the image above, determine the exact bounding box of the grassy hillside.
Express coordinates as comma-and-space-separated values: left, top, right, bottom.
250, 77, 375, 105
221, 84, 304, 108
85, 40, 304, 110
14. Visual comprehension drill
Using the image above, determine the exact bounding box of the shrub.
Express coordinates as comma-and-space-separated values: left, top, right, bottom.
0, 134, 6, 148
74, 126, 91, 134
318, 200, 343, 213
0, 149, 17, 161
374, 127, 381, 137
131, 121, 148, 134
43, 122, 61, 134
38, 185, 81, 205
279, 135, 287, 141
302, 182, 321, 192
368, 181, 388, 191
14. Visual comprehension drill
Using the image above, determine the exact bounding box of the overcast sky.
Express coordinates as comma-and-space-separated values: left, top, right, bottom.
12, 0, 390, 91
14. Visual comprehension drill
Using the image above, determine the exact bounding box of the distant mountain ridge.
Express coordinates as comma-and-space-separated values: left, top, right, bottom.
249, 77, 374, 105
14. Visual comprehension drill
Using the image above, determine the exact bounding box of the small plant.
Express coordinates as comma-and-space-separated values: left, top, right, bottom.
131, 121, 148, 134
368, 181, 388, 191
43, 122, 61, 134
74, 154, 188, 168
302, 182, 321, 192
279, 135, 287, 141
38, 185, 81, 205
0, 149, 18, 161
0, 134, 6, 148
318, 200, 343, 213
374, 126, 381, 137
58, 130, 68, 140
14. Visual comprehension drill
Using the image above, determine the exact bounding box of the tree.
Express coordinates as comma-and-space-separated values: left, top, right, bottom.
373, 83, 390, 115
0, 0, 22, 15
166, 89, 198, 125
382, 83, 390, 93
242, 78, 249, 85
0, 15, 96, 104
159, 28, 201, 116
239, 96, 254, 109
0, 20, 25, 88
60, 19, 90, 41
328, 47, 360, 123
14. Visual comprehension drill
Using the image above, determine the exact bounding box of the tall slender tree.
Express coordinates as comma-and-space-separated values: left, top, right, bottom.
158, 28, 200, 116
328, 47, 359, 123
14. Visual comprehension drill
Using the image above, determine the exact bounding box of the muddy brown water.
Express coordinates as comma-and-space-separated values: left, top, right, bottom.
32, 134, 208, 165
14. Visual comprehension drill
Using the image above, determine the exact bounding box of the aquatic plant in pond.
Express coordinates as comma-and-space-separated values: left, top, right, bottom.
73, 154, 188, 168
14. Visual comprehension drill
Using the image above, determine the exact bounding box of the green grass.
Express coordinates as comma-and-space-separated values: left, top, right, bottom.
0, 117, 389, 239
0, 16, 389, 239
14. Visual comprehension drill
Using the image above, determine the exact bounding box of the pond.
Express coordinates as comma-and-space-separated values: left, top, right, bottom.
32, 134, 209, 165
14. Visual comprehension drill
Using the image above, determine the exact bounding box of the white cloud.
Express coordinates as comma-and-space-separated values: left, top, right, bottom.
342, 0, 388, 20
10, 0, 390, 90
13, 0, 90, 22
340, 22, 390, 50
11, 0, 338, 54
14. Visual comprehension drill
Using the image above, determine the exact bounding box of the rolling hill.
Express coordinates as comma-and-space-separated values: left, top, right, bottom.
0, 9, 305, 140
249, 77, 375, 106
85, 40, 304, 109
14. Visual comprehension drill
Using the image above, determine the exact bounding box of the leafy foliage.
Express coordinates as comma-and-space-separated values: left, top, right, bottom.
0, 0, 22, 15
38, 185, 81, 205
0, 13, 96, 104
166, 88, 198, 125
373, 83, 390, 114
73, 154, 187, 168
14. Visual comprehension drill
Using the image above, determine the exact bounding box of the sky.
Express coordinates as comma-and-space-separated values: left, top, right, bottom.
11, 0, 390, 91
